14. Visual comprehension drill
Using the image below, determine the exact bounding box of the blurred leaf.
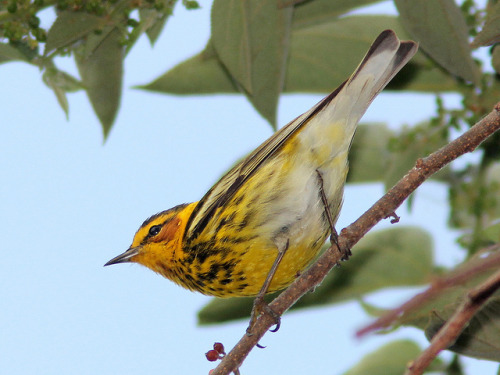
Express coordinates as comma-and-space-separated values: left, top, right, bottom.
292, 0, 383, 30
450, 162, 500, 236
358, 299, 390, 318
45, 11, 107, 55
139, 41, 237, 93
471, 2, 500, 47
492, 46, 500, 76
396, 247, 500, 361
130, 4, 175, 52
384, 121, 449, 191
76, 27, 125, 138
42, 68, 82, 93
295, 226, 434, 307
425, 297, 500, 362
395, 0, 480, 85
42, 67, 83, 117
342, 339, 444, 375
286, 16, 410, 92
348, 123, 393, 183
0, 43, 30, 63
198, 226, 434, 324
142, 15, 457, 99
211, 0, 293, 127
139, 9, 169, 46
139, 0, 177, 45
483, 222, 500, 243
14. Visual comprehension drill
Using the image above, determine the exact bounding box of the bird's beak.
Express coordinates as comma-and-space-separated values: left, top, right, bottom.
104, 247, 140, 267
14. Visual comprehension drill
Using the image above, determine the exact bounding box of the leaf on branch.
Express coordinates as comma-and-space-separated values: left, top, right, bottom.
395, 0, 480, 85
425, 298, 500, 362
138, 8, 171, 46
471, 2, 500, 47
211, 0, 293, 128
76, 27, 125, 139
450, 161, 500, 244
348, 123, 393, 183
0, 43, 31, 64
342, 340, 444, 375
384, 121, 450, 191
291, 0, 383, 30
140, 15, 457, 125
138, 41, 238, 93
197, 226, 434, 325
395, 246, 500, 362
45, 11, 107, 55
42, 67, 83, 118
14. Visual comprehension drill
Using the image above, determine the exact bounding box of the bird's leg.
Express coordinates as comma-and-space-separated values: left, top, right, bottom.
316, 169, 351, 260
246, 240, 288, 336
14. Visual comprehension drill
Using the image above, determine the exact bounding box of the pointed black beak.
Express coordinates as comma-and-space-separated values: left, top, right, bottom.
104, 247, 140, 267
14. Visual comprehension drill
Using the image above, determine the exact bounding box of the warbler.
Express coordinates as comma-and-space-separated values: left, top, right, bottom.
106, 31, 417, 306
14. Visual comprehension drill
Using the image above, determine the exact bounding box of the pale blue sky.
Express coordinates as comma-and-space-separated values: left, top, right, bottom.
1, 1, 497, 374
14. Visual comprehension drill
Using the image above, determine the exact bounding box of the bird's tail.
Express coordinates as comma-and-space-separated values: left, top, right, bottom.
299, 30, 418, 158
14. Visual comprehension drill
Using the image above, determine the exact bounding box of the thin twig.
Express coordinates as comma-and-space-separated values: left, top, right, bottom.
211, 103, 500, 375
405, 267, 500, 375
357, 243, 500, 337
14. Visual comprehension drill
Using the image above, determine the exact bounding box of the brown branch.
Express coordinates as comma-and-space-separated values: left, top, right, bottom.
356, 243, 500, 337
211, 103, 500, 375
405, 267, 500, 375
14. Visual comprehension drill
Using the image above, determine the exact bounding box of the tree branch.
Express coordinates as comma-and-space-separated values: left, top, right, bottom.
356, 243, 500, 337
405, 266, 500, 375
211, 102, 500, 375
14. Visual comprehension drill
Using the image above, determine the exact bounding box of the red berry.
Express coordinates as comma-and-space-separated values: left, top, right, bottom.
205, 350, 219, 362
213, 342, 225, 354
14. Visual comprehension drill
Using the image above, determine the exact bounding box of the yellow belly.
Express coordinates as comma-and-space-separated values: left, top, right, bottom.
178, 140, 347, 297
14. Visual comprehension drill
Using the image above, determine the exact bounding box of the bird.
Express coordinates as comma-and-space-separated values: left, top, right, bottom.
105, 29, 417, 330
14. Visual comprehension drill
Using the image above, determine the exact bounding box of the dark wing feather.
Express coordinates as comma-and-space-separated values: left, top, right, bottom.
184, 83, 345, 240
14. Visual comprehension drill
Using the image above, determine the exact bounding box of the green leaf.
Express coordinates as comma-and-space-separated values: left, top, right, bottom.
42, 67, 83, 118
45, 11, 107, 55
198, 226, 434, 325
450, 162, 500, 236
347, 123, 393, 183
139, 9, 168, 46
471, 2, 500, 47
0, 43, 30, 63
211, 0, 293, 127
343, 340, 444, 375
139, 41, 237, 93
142, 15, 457, 101
424, 297, 500, 362
395, 0, 480, 85
384, 121, 449, 191
292, 0, 384, 30
396, 247, 500, 361
483, 222, 500, 243
285, 16, 409, 92
76, 27, 125, 138
492, 46, 500, 75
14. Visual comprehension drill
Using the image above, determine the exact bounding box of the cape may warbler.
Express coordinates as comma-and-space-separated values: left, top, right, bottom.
106, 30, 417, 304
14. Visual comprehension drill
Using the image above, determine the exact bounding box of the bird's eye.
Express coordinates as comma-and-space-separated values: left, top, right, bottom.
148, 225, 162, 236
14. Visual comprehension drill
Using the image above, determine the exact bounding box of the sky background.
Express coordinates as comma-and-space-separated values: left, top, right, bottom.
1, 1, 498, 374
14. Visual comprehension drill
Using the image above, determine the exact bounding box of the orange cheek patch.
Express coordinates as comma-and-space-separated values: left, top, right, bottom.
156, 217, 182, 242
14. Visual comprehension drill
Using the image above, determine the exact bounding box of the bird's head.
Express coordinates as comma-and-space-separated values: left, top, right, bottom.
104, 203, 196, 276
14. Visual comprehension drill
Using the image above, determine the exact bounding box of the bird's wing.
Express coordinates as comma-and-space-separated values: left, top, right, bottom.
184, 30, 417, 240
